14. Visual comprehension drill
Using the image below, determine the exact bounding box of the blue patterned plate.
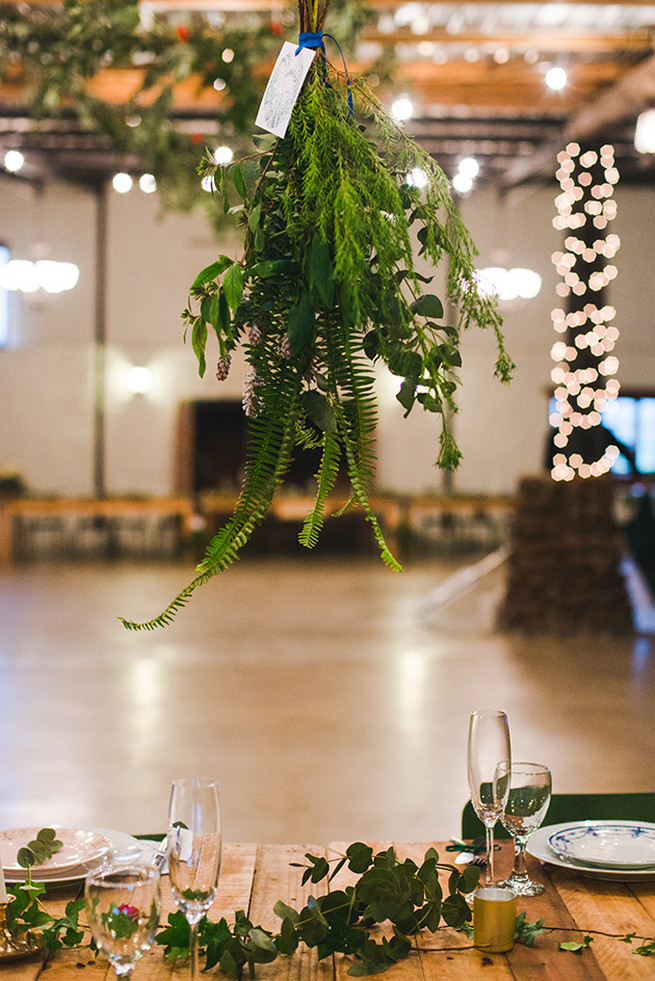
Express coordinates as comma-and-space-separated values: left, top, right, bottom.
548, 821, 655, 869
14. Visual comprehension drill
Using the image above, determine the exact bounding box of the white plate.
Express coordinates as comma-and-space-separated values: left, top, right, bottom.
3, 828, 148, 885
528, 822, 655, 882
548, 821, 655, 869
0, 826, 111, 875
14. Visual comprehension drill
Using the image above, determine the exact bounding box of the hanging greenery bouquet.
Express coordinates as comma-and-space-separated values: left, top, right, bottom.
121, 0, 513, 631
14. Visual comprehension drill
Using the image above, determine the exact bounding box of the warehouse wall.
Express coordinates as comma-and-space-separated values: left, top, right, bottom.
0, 174, 652, 498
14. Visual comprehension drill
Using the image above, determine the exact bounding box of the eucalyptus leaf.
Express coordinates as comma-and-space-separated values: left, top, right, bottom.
386, 343, 423, 379
17, 847, 35, 869
411, 294, 444, 319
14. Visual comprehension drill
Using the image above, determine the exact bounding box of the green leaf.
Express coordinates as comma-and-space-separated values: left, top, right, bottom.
252, 133, 279, 152
17, 847, 35, 868
249, 927, 278, 955
411, 294, 444, 319
560, 938, 593, 952
455, 865, 479, 895
386, 343, 423, 378
248, 202, 262, 234
190, 256, 233, 291
363, 330, 380, 360
356, 868, 410, 922
346, 843, 374, 874
230, 163, 248, 200
634, 940, 655, 956
219, 947, 240, 978
277, 916, 300, 955
302, 391, 336, 434
249, 259, 294, 279
217, 289, 231, 334
287, 293, 315, 355
309, 236, 335, 308
191, 319, 208, 377
396, 378, 417, 416
223, 262, 244, 312
441, 893, 471, 930
514, 911, 548, 947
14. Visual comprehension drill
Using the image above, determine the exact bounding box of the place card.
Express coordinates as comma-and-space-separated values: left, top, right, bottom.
255, 41, 316, 139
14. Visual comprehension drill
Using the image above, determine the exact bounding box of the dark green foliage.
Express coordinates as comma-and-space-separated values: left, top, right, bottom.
121, 59, 512, 630
156, 844, 477, 977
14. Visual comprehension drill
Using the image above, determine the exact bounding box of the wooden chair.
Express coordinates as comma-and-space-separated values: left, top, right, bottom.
462, 793, 655, 840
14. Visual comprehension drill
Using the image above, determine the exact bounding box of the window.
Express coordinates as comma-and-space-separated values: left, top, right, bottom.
603, 395, 655, 476
0, 244, 8, 348
548, 393, 655, 476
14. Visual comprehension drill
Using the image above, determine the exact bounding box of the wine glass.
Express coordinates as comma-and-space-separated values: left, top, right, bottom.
496, 761, 552, 896
467, 709, 511, 885
85, 864, 161, 981
168, 777, 222, 981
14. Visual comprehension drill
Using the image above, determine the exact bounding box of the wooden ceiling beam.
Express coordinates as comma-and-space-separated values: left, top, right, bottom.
362, 28, 653, 54
501, 52, 655, 186
567, 48, 655, 139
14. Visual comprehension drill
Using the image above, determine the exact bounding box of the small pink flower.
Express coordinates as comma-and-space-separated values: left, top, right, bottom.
116, 904, 139, 921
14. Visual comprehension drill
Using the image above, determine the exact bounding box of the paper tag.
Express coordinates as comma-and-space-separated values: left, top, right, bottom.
255, 41, 316, 139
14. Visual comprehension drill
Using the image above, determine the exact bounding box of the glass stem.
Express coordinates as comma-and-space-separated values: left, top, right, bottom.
512, 838, 528, 881
485, 823, 494, 885
189, 919, 199, 981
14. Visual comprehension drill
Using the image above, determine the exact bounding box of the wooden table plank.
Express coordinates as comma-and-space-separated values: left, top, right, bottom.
247, 844, 334, 981
550, 870, 655, 980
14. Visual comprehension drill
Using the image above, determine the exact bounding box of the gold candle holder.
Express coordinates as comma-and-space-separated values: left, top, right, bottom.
473, 887, 517, 954
0, 897, 43, 962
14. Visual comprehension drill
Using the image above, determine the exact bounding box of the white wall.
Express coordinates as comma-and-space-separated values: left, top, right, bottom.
1, 173, 653, 499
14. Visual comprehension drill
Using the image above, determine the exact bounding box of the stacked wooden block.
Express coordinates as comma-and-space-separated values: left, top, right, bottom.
497, 474, 634, 636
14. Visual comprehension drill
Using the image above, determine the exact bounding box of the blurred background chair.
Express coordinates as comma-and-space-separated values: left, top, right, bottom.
462, 793, 655, 839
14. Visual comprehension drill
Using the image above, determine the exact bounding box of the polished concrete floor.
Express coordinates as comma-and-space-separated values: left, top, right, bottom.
0, 551, 653, 844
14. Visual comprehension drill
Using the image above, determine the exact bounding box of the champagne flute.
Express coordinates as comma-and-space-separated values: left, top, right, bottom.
497, 761, 552, 896
168, 777, 222, 981
467, 709, 511, 885
85, 864, 161, 981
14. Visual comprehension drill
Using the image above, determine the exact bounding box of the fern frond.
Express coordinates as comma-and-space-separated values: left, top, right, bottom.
120, 362, 302, 630
298, 432, 342, 548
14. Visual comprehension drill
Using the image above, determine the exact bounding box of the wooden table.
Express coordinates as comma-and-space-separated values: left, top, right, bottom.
3, 840, 655, 981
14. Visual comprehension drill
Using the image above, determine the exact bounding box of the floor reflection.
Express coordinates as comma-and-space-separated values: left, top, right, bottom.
0, 554, 650, 843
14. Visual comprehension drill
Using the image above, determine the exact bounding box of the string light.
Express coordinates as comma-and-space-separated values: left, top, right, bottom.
550, 143, 621, 480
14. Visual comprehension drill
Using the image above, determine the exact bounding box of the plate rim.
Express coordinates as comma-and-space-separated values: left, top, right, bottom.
0, 825, 112, 874
527, 821, 655, 882
548, 821, 655, 869
1, 827, 143, 884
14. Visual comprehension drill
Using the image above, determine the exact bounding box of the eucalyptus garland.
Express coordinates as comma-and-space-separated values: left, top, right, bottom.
6, 835, 655, 972
120, 18, 512, 630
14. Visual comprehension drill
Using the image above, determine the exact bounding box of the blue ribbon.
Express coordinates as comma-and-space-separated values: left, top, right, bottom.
295, 31, 354, 115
